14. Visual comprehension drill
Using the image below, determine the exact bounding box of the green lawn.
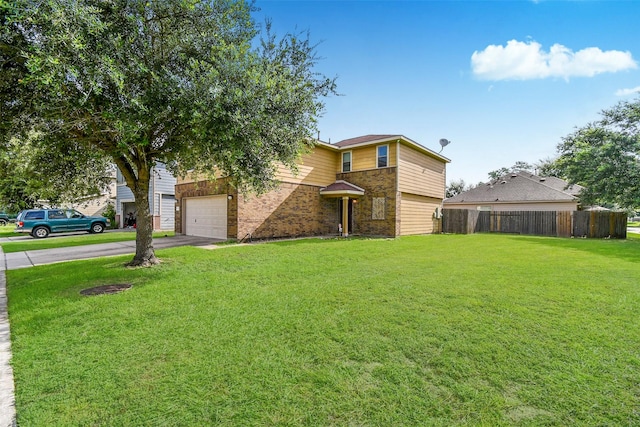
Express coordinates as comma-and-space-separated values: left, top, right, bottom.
0, 230, 175, 253
0, 223, 20, 238
6, 234, 640, 426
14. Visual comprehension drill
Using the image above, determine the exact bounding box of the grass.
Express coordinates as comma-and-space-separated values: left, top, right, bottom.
0, 230, 175, 253
628, 221, 640, 227
0, 223, 20, 238
6, 234, 640, 426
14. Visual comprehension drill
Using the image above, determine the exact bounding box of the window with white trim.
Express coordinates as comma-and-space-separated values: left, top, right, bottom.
342, 151, 352, 172
377, 145, 388, 168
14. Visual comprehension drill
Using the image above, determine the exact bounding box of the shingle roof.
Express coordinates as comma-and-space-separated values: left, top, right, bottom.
444, 172, 583, 204
528, 174, 582, 196
320, 180, 365, 197
334, 135, 400, 147
321, 181, 365, 192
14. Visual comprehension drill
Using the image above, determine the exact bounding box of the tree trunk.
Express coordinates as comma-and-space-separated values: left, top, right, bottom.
127, 173, 159, 267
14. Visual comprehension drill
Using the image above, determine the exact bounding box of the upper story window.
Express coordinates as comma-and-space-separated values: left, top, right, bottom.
342, 152, 352, 172
377, 145, 388, 168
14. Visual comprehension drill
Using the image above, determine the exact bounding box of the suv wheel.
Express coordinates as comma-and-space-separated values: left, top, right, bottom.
33, 226, 50, 238
90, 222, 105, 234
0, 219, 6, 226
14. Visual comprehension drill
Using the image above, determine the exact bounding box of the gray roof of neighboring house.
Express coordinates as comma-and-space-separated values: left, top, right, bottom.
444, 172, 583, 204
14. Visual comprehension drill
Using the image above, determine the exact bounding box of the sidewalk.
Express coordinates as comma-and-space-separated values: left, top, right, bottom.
0, 247, 16, 427
0, 234, 221, 426
2, 235, 219, 270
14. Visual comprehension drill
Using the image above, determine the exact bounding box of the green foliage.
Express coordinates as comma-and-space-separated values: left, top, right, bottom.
7, 235, 640, 425
487, 161, 533, 181
557, 98, 640, 209
533, 156, 562, 177
102, 201, 116, 228
445, 178, 471, 198
2, 0, 336, 264
0, 131, 113, 210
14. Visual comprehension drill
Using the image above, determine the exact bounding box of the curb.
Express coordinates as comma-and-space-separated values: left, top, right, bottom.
0, 245, 16, 426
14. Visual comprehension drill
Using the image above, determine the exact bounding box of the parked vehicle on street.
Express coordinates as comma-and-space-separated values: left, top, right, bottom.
15, 208, 109, 238
0, 212, 10, 226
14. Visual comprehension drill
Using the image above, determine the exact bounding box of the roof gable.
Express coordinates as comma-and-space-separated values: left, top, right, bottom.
331, 134, 450, 163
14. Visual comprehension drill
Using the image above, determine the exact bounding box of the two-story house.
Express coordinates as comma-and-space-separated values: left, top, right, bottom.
174, 135, 449, 239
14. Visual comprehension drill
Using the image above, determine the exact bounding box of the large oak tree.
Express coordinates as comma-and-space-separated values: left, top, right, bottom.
557, 98, 640, 209
1, 0, 336, 265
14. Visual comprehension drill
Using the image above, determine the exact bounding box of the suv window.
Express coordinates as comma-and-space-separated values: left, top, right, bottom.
48, 210, 67, 219
68, 210, 84, 219
24, 211, 45, 220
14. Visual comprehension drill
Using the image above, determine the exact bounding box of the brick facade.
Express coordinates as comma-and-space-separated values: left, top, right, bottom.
337, 167, 398, 237
174, 152, 443, 240
175, 178, 337, 240
174, 178, 238, 238
238, 182, 337, 239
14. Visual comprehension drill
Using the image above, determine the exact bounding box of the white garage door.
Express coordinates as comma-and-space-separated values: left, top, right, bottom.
185, 196, 227, 239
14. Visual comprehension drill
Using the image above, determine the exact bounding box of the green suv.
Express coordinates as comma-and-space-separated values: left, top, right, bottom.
0, 212, 10, 226
15, 208, 109, 238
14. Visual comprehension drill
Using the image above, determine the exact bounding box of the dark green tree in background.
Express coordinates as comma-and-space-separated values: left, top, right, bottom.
487, 161, 533, 181
1, 0, 336, 265
557, 98, 640, 210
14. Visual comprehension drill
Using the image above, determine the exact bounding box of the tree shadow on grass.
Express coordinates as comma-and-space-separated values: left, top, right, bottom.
504, 233, 640, 264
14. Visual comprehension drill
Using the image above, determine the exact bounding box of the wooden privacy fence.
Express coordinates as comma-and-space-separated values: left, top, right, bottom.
442, 209, 627, 238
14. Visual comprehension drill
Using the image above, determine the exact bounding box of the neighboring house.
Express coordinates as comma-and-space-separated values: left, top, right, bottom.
116, 163, 177, 230
174, 134, 450, 240
443, 172, 583, 212
71, 170, 117, 217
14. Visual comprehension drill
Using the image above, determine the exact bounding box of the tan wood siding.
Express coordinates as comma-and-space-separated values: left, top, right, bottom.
398, 144, 445, 198
275, 146, 337, 186
400, 193, 441, 235
346, 144, 397, 172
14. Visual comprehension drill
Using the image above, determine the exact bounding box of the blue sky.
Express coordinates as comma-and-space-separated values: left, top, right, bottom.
254, 0, 640, 185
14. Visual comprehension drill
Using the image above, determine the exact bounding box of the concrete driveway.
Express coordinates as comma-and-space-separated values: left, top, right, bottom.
1, 234, 223, 271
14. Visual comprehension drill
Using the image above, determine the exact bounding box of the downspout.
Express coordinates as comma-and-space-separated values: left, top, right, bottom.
152, 169, 157, 230
157, 192, 163, 230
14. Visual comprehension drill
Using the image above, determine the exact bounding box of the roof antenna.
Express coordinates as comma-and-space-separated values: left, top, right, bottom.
439, 138, 451, 153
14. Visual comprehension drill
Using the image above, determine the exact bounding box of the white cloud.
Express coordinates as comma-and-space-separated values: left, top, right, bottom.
615, 86, 640, 96
471, 40, 637, 81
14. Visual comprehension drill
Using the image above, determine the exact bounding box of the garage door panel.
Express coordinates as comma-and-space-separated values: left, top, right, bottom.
185, 196, 227, 239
